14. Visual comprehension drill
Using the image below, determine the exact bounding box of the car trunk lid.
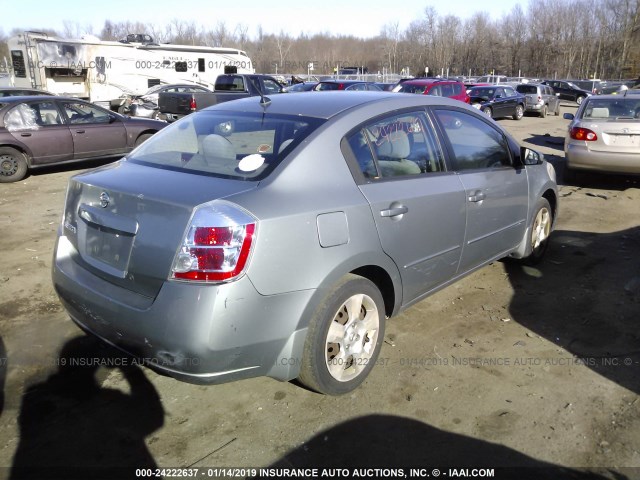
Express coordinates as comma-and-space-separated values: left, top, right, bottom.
62, 161, 257, 298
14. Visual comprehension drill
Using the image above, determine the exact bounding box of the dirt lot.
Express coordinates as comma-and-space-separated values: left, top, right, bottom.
0, 104, 639, 479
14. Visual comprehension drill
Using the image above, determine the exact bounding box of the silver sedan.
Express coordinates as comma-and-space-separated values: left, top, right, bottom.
52, 92, 558, 395
563, 93, 640, 181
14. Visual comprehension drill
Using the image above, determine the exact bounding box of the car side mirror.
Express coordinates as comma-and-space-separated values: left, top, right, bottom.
109, 115, 118, 124
563, 113, 574, 120
521, 147, 543, 166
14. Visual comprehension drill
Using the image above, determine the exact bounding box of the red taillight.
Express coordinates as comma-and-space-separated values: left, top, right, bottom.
570, 127, 598, 141
171, 202, 257, 283
189, 95, 197, 111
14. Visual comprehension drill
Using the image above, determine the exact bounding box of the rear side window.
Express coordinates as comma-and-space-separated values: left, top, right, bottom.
129, 111, 324, 181
434, 109, 511, 171
517, 85, 537, 94
346, 111, 444, 179
215, 76, 246, 91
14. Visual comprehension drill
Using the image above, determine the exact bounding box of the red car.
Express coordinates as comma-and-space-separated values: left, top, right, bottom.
392, 78, 470, 103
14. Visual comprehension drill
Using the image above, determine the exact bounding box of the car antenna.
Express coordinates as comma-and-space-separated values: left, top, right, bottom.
248, 76, 271, 107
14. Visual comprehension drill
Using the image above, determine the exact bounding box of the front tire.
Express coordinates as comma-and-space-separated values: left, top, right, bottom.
520, 198, 553, 265
513, 104, 524, 120
0, 147, 28, 183
298, 274, 385, 395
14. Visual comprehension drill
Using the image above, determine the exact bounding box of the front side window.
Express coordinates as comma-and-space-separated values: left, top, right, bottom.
62, 102, 111, 124
434, 109, 511, 171
346, 111, 444, 179
128, 111, 324, 181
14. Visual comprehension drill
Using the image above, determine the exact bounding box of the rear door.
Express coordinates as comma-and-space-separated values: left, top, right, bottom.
432, 108, 528, 273
59, 100, 128, 159
347, 110, 467, 304
6, 100, 73, 165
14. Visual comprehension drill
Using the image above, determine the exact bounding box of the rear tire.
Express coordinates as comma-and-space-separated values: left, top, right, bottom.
298, 274, 385, 395
482, 106, 493, 118
0, 147, 28, 183
576, 95, 585, 105
540, 104, 547, 118
134, 133, 154, 147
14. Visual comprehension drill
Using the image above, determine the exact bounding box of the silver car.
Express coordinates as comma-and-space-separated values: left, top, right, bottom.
52, 92, 558, 395
563, 93, 640, 180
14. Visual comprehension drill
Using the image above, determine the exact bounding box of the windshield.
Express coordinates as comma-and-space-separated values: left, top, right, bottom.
128, 111, 325, 180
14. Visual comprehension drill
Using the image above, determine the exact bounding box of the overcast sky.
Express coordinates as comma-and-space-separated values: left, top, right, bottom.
2, 0, 525, 39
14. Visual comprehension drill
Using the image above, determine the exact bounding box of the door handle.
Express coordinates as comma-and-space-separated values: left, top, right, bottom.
380, 206, 408, 217
20, 133, 32, 137
75, 130, 85, 134
468, 191, 486, 203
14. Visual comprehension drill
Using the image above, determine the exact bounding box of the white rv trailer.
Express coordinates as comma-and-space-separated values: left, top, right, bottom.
6, 32, 254, 109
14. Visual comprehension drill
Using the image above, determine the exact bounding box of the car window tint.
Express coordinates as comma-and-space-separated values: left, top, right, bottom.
348, 112, 444, 178
62, 102, 111, 124
434, 109, 511, 171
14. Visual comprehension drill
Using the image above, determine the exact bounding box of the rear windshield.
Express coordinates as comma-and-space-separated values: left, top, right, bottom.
128, 111, 325, 180
580, 98, 640, 120
516, 85, 537, 94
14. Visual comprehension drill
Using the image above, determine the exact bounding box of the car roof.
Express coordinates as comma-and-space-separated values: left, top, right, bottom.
206, 91, 464, 119
319, 80, 371, 84
0, 95, 83, 103
402, 78, 460, 85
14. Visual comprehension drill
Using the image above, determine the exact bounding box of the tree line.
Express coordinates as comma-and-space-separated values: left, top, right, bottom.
2, 0, 639, 80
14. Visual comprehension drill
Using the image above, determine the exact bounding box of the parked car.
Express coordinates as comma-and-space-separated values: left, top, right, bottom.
285, 82, 319, 92
541, 80, 591, 105
515, 83, 561, 117
0, 96, 166, 182
313, 80, 382, 91
563, 94, 640, 181
0, 87, 55, 97
469, 85, 526, 120
121, 84, 212, 119
570, 79, 602, 95
52, 92, 557, 395
392, 78, 470, 103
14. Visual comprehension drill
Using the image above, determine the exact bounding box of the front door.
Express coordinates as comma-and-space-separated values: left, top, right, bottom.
432, 108, 528, 273
59, 101, 127, 159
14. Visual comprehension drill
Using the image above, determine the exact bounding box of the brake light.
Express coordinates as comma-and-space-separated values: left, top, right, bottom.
570, 127, 597, 141
189, 95, 197, 111
171, 201, 257, 282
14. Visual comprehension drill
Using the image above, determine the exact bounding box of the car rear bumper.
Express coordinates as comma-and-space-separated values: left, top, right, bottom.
52, 235, 313, 384
565, 143, 640, 174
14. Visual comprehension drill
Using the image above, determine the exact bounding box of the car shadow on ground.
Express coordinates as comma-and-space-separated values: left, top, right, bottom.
504, 226, 640, 395
260, 414, 614, 479
9, 335, 164, 480
560, 168, 640, 189
522, 133, 565, 151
